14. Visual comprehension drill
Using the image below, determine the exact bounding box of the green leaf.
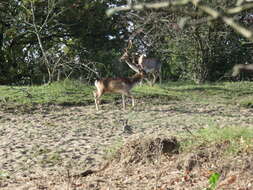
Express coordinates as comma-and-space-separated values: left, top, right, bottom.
209, 172, 221, 189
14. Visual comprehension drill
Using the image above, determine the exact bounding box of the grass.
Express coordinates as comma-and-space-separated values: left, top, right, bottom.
0, 79, 253, 108
1, 80, 253, 189
103, 138, 124, 160
0, 80, 93, 106
160, 81, 253, 104
180, 125, 253, 155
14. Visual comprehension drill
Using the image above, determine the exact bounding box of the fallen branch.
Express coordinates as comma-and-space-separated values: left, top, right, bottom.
72, 162, 109, 178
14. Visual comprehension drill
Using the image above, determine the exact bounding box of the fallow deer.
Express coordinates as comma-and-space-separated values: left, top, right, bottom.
138, 54, 162, 85
120, 40, 162, 85
93, 66, 146, 110
232, 64, 253, 77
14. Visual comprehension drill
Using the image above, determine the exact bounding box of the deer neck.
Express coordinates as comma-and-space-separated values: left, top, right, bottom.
130, 73, 143, 85
138, 54, 145, 65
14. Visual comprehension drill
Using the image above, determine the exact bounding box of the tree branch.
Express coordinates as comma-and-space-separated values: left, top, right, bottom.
107, 0, 253, 41
106, 0, 190, 16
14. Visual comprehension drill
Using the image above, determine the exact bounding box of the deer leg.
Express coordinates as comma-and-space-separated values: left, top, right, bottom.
125, 92, 135, 107
122, 94, 126, 110
129, 93, 134, 107
139, 78, 143, 86
144, 73, 152, 85
95, 100, 99, 110
131, 95, 135, 107
144, 77, 150, 84
159, 68, 162, 84
151, 73, 157, 86
93, 91, 99, 110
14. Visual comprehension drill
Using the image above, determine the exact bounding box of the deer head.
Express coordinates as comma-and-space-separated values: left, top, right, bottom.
120, 40, 141, 73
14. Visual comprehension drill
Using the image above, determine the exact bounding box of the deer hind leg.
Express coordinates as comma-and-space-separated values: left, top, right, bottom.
159, 68, 162, 84
151, 73, 158, 86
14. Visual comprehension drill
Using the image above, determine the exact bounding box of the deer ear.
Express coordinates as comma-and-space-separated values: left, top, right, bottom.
138, 54, 145, 65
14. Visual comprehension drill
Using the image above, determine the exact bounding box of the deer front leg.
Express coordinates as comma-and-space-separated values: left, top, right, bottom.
131, 95, 135, 107
139, 78, 144, 86
122, 94, 126, 110
126, 92, 135, 108
126, 92, 135, 107
143, 73, 152, 86
93, 91, 99, 110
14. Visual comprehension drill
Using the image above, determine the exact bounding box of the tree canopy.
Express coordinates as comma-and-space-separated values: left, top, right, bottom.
1, 0, 253, 85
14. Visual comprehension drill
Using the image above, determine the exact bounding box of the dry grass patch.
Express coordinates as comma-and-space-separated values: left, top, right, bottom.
2, 134, 253, 190
82, 135, 253, 190
111, 136, 180, 165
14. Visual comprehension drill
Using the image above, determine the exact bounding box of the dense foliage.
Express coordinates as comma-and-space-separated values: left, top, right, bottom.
0, 0, 252, 85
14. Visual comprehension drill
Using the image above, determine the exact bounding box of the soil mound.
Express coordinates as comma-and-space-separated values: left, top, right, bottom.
113, 136, 180, 165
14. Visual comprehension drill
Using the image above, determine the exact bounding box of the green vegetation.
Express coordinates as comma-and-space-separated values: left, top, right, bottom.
2, 79, 251, 155
1, 80, 252, 108
1, 1, 253, 85
0, 80, 93, 106
1, 1, 253, 188
181, 125, 253, 155
1, 80, 253, 189
104, 138, 124, 160
207, 173, 221, 190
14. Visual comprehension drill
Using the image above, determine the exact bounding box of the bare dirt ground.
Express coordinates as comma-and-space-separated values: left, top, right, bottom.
1, 99, 253, 189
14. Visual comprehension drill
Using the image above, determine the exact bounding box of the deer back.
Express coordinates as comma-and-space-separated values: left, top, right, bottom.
232, 64, 253, 77
97, 72, 144, 94
140, 58, 161, 72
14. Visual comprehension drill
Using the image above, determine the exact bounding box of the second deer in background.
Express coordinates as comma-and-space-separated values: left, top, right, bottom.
232, 64, 253, 77
120, 40, 162, 86
138, 54, 162, 85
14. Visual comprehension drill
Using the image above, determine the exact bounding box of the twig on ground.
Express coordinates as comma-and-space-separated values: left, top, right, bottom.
72, 162, 110, 178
